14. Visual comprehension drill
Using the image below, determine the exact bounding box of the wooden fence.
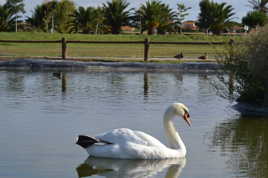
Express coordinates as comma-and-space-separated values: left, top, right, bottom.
0, 38, 229, 61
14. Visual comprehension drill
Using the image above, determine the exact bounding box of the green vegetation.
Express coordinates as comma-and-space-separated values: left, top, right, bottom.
0, 32, 237, 60
27, 0, 75, 33
0, 0, 25, 32
136, 0, 175, 35
242, 0, 268, 30
242, 11, 268, 30
0, 0, 248, 35
69, 7, 104, 34
197, 0, 235, 34
219, 25, 268, 106
103, 0, 131, 34
248, 0, 268, 13
176, 2, 191, 33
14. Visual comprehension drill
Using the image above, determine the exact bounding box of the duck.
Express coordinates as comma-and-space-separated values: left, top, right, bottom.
52, 72, 62, 79
76, 103, 191, 159
174, 52, 184, 59
198, 53, 208, 60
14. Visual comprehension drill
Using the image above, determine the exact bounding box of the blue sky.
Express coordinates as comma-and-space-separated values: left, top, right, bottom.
0, 0, 251, 22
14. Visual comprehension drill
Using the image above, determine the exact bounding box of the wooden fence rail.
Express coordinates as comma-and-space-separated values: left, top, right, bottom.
0, 38, 229, 61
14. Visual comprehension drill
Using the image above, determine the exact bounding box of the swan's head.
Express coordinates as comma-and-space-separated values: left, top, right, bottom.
166, 103, 191, 127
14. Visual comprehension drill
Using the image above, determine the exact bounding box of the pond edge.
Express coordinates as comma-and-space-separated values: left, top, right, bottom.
0, 59, 223, 72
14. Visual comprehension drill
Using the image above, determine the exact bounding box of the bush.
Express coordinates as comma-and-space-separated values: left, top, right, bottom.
219, 25, 268, 106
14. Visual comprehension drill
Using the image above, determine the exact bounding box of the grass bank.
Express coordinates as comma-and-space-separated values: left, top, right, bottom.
0, 32, 241, 61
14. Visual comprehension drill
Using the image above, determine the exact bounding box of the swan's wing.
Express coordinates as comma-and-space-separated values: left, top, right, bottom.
134, 131, 166, 147
96, 128, 165, 147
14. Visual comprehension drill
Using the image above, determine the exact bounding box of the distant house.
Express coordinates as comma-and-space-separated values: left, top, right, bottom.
121, 26, 136, 33
228, 25, 245, 33
181, 21, 199, 31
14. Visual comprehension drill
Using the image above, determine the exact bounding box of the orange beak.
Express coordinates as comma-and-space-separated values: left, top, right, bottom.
183, 112, 191, 127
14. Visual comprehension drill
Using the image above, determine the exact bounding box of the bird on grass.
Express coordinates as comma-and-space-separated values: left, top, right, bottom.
174, 52, 184, 60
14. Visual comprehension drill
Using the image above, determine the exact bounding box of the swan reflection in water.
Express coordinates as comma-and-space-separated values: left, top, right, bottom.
76, 157, 186, 178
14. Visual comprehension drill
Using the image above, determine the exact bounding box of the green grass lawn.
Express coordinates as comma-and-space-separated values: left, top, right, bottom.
0, 32, 240, 61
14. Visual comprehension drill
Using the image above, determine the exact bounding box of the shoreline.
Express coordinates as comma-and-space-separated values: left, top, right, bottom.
0, 58, 222, 72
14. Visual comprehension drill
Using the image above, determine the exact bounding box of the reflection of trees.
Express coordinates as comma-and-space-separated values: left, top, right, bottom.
106, 72, 127, 97
5, 72, 25, 94
209, 117, 268, 178
76, 157, 186, 178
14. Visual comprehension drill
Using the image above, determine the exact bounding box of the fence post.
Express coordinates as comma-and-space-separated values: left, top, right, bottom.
144, 38, 150, 62
61, 37, 67, 59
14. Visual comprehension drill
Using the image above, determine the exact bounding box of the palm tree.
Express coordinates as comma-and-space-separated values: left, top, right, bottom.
69, 6, 103, 34
0, 5, 15, 31
4, 0, 25, 15
27, 0, 75, 33
198, 0, 235, 34
211, 2, 235, 34
27, 1, 57, 32
26, 5, 46, 31
103, 0, 131, 34
3, 0, 25, 32
157, 3, 176, 34
248, 0, 268, 13
94, 8, 105, 34
54, 0, 75, 33
137, 0, 175, 35
242, 11, 267, 29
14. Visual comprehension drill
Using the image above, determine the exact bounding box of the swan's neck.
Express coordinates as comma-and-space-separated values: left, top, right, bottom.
163, 111, 186, 155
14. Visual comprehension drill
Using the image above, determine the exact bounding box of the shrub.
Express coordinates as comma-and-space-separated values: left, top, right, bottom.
219, 25, 268, 106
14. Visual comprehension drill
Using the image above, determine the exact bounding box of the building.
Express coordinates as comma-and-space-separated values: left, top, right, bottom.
181, 21, 199, 31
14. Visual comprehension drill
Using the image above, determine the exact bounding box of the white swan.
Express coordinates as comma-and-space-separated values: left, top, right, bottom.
76, 103, 191, 159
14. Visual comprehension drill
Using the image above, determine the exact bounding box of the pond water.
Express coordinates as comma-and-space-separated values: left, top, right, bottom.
0, 70, 267, 178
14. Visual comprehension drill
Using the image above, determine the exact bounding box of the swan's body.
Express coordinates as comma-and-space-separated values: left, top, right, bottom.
76, 103, 191, 159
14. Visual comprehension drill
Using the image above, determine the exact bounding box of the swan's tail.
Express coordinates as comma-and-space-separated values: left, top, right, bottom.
76, 135, 112, 149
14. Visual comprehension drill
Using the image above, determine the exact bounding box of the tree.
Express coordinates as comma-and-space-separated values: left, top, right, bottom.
248, 0, 268, 13
197, 0, 214, 33
103, 0, 131, 34
27, 1, 57, 32
136, 0, 175, 35
0, 5, 15, 31
4, 0, 25, 15
198, 0, 235, 34
94, 8, 106, 34
54, 0, 75, 33
176, 2, 191, 33
3, 0, 25, 32
27, 0, 75, 33
69, 6, 104, 34
157, 3, 176, 34
26, 5, 46, 31
242, 11, 268, 30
